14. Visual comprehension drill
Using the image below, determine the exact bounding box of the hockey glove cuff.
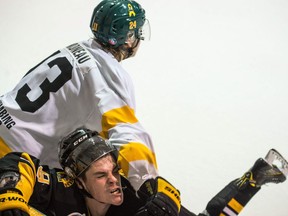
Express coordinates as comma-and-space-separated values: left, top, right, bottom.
0, 189, 29, 214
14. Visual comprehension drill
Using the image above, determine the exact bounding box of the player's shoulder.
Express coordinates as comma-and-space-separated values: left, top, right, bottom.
81, 39, 121, 68
65, 39, 130, 81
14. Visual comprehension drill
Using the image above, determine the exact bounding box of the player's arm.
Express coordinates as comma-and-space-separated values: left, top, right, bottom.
96, 85, 158, 191
103, 111, 158, 190
0, 152, 37, 216
86, 63, 159, 191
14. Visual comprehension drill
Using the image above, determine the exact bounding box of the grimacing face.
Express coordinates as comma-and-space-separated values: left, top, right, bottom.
79, 154, 123, 206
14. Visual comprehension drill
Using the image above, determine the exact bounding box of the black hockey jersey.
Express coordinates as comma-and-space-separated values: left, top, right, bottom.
0, 152, 198, 216
0, 152, 146, 216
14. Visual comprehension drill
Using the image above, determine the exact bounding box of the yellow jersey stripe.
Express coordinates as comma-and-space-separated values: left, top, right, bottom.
101, 105, 138, 137
118, 142, 157, 176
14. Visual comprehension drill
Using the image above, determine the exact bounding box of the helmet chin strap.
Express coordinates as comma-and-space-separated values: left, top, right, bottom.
77, 179, 107, 204
122, 39, 140, 59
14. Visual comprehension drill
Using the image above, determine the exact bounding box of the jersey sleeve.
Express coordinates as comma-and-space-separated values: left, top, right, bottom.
102, 104, 158, 191
81, 42, 159, 191
88, 69, 158, 191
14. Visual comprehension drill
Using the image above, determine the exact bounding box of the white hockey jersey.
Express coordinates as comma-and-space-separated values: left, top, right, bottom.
0, 39, 158, 190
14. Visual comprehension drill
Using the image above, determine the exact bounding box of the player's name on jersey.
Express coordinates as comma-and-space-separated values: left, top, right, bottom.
0, 100, 16, 129
66, 43, 92, 64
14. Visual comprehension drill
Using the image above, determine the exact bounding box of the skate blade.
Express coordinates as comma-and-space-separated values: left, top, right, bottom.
265, 149, 288, 177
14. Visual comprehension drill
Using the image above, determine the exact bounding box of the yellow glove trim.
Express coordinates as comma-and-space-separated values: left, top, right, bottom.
0, 192, 29, 213
157, 177, 181, 212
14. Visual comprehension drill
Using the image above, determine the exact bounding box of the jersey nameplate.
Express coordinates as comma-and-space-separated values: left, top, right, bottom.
66, 43, 95, 75
66, 43, 92, 65
0, 100, 15, 129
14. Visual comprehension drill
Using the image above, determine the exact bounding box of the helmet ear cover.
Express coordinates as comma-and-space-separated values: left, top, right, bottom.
90, 0, 147, 48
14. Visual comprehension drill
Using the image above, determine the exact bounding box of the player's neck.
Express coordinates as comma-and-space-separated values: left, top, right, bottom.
86, 198, 110, 216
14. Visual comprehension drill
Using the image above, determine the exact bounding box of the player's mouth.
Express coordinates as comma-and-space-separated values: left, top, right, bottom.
110, 188, 121, 194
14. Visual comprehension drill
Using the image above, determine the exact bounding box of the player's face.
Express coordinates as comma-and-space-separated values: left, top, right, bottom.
82, 154, 123, 206
130, 39, 141, 57
125, 31, 141, 57
126, 19, 150, 57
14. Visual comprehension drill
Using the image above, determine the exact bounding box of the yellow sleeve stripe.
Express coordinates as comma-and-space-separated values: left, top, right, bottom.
228, 198, 243, 213
16, 153, 37, 201
101, 105, 138, 137
118, 142, 157, 177
0, 137, 12, 158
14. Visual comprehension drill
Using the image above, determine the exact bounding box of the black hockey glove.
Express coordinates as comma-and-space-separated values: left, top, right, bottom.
0, 209, 29, 216
135, 176, 181, 216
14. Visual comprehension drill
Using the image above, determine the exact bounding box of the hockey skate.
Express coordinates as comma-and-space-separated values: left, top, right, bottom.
236, 149, 288, 188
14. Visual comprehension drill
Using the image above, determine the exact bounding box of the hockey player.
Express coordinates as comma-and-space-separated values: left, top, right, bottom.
0, 128, 186, 216
0, 0, 156, 192
0, 127, 287, 216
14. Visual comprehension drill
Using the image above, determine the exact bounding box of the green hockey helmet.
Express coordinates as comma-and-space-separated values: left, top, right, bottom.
90, 0, 150, 48
58, 127, 118, 178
